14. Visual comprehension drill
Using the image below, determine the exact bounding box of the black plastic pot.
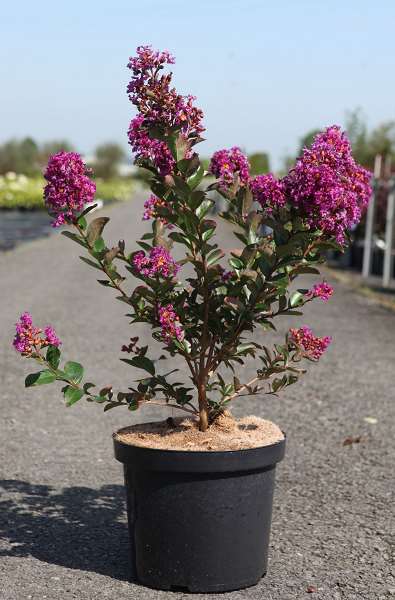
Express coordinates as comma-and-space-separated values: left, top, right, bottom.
113, 431, 285, 593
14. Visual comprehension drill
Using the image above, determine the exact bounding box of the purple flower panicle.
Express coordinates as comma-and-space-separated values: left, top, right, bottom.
44, 152, 96, 227
127, 46, 175, 74
158, 304, 184, 344
306, 281, 334, 302
132, 246, 179, 278
128, 115, 175, 176
44, 326, 62, 347
283, 126, 372, 244
127, 45, 204, 174
250, 173, 286, 213
209, 147, 250, 191
13, 313, 61, 357
142, 194, 172, 228
289, 326, 331, 360
143, 194, 165, 221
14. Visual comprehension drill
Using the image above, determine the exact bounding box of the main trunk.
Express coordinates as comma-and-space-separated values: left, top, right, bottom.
198, 383, 209, 432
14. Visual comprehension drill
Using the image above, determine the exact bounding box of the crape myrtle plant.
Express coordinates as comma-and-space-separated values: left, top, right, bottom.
13, 46, 372, 432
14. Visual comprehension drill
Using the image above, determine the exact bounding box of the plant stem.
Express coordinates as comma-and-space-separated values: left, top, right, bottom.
146, 400, 198, 415
223, 375, 260, 403
197, 245, 210, 431
74, 223, 131, 302
197, 382, 209, 431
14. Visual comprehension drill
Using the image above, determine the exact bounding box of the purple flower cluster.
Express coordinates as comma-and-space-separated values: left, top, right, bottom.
143, 194, 166, 221
13, 312, 61, 356
209, 147, 250, 191
250, 173, 286, 213
128, 115, 175, 176
289, 326, 331, 360
127, 45, 204, 174
220, 268, 234, 283
44, 152, 96, 227
132, 246, 179, 278
306, 281, 334, 302
158, 304, 184, 344
142, 194, 172, 228
283, 126, 372, 243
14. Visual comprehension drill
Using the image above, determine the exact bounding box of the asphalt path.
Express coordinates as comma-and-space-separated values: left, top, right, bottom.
1, 199, 394, 599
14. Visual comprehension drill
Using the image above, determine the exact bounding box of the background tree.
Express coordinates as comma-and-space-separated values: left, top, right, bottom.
93, 143, 125, 179
38, 140, 74, 168
345, 108, 395, 170
248, 152, 270, 175
0, 138, 39, 176
297, 129, 321, 157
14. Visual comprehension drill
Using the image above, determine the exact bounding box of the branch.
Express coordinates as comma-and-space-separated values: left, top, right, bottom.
144, 400, 198, 415
74, 222, 131, 302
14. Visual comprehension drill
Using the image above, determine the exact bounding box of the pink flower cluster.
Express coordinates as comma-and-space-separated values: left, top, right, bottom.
306, 281, 334, 302
283, 126, 372, 244
43, 152, 96, 227
209, 147, 250, 191
250, 173, 286, 213
143, 194, 172, 227
289, 326, 331, 360
128, 115, 175, 176
220, 268, 234, 283
127, 45, 204, 175
13, 312, 61, 356
158, 304, 184, 344
132, 246, 179, 278
143, 194, 165, 220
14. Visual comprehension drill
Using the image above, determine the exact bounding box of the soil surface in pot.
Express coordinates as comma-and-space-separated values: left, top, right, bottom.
114, 413, 284, 451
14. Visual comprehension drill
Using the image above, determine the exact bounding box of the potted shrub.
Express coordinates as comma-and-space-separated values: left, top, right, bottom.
13, 46, 372, 593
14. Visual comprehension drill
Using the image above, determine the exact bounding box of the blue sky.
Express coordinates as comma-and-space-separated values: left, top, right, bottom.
2, 0, 394, 169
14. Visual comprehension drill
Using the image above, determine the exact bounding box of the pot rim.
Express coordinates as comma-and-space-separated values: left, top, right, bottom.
113, 429, 286, 473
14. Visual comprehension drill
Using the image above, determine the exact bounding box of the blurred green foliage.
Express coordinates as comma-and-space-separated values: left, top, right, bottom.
0, 138, 74, 176
0, 173, 133, 209
90, 143, 126, 179
248, 152, 270, 175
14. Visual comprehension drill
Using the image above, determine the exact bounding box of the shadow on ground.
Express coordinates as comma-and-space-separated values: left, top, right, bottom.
0, 479, 132, 581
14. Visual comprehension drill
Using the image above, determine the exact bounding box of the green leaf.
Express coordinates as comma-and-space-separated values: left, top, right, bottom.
83, 382, 96, 393
97, 279, 113, 287
229, 257, 244, 270
93, 237, 106, 253
103, 401, 123, 412
79, 256, 102, 270
86, 217, 110, 245
241, 188, 253, 215
172, 175, 191, 199
64, 386, 84, 406
46, 345, 60, 369
207, 248, 224, 266
61, 231, 86, 247
187, 164, 205, 189
290, 291, 305, 307
202, 228, 215, 242
178, 154, 200, 175
196, 199, 214, 219
121, 356, 156, 376
292, 265, 320, 275
77, 215, 87, 230
168, 231, 190, 246
25, 370, 56, 387
79, 203, 98, 218
64, 361, 84, 384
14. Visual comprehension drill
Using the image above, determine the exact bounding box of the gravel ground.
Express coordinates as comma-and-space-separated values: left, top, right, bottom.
0, 200, 394, 600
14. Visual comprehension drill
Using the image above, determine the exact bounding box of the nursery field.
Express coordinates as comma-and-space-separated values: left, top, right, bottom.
0, 173, 134, 209
0, 199, 394, 600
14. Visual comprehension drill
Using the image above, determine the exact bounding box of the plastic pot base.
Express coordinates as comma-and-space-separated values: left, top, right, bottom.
114, 433, 285, 593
